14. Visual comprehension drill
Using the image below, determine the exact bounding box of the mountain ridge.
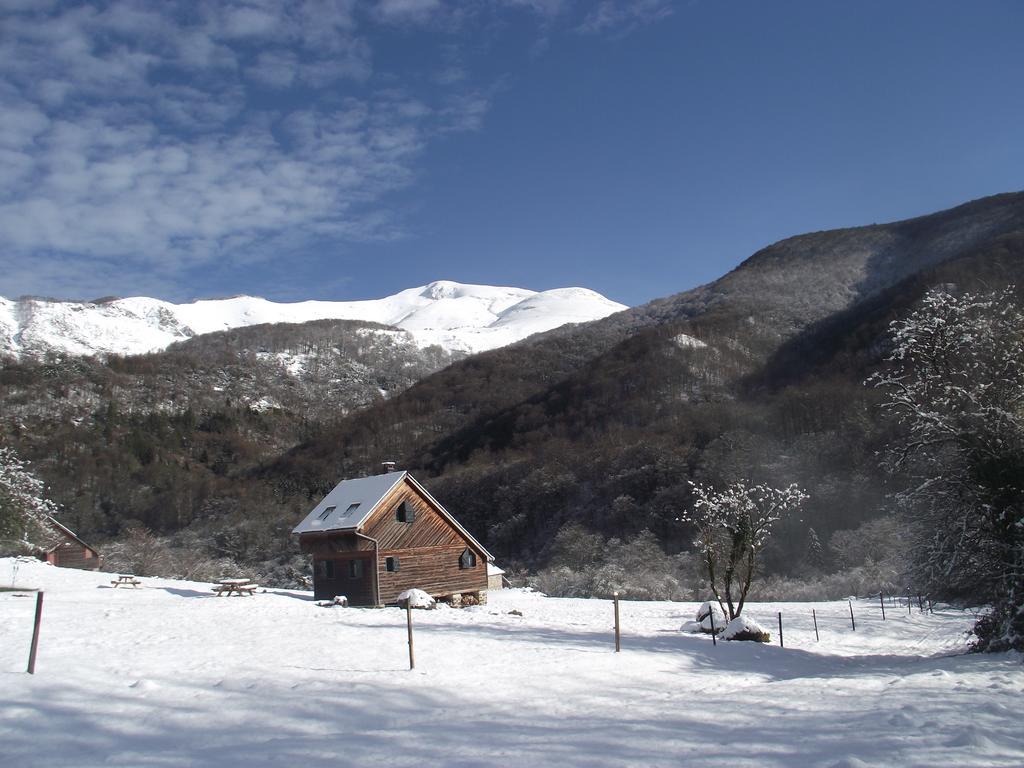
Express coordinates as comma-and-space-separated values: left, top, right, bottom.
0, 280, 627, 360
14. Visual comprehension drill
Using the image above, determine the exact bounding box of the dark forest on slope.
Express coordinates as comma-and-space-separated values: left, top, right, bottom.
3, 192, 1023, 590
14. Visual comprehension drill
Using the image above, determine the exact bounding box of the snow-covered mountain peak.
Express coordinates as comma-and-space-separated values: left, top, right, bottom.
0, 281, 627, 360
418, 280, 475, 300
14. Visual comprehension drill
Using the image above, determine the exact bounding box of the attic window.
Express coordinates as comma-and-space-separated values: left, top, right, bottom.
459, 549, 477, 570
395, 501, 415, 524
345, 502, 361, 515
385, 556, 400, 572
317, 505, 336, 521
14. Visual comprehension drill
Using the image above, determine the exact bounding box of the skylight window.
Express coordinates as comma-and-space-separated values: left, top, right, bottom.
345, 502, 361, 515
317, 505, 336, 521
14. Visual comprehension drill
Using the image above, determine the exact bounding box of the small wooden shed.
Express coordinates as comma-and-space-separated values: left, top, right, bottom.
487, 563, 507, 590
39, 517, 101, 570
293, 471, 492, 606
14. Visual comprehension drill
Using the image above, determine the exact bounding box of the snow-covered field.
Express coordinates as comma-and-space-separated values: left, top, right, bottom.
2, 559, 1022, 768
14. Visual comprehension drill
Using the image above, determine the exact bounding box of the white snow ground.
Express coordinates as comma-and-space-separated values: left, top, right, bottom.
0, 281, 627, 359
1, 558, 1022, 768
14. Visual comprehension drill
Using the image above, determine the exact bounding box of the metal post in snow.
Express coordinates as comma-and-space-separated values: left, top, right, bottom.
709, 606, 717, 646
613, 591, 621, 653
812, 608, 820, 642
777, 611, 784, 648
405, 600, 415, 670
27, 591, 43, 674
907, 589, 913, 615
879, 591, 886, 620
848, 599, 856, 631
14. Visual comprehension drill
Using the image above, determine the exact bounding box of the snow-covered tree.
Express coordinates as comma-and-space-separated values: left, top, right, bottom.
681, 480, 807, 619
804, 527, 826, 572
0, 445, 60, 554
870, 287, 1024, 651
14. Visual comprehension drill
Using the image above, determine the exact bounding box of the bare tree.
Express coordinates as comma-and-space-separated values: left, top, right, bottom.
681, 480, 807, 619
870, 287, 1024, 651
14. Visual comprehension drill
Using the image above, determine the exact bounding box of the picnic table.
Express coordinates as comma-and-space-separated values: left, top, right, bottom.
111, 574, 141, 588
213, 578, 259, 597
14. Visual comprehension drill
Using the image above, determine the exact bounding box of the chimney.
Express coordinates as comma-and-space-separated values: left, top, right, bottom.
381, 461, 397, 474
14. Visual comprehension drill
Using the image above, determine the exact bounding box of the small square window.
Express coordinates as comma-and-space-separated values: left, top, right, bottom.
348, 560, 363, 578
385, 556, 400, 572
459, 549, 477, 570
395, 501, 415, 524
317, 560, 335, 579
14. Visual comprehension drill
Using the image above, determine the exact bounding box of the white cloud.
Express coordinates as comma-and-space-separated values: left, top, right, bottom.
577, 0, 673, 35
0, 0, 656, 300
0, 1, 495, 299
247, 50, 300, 88
374, 0, 444, 24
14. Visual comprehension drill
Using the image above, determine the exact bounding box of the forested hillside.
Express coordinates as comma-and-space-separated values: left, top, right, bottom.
0, 320, 458, 581
260, 193, 1024, 576
2, 192, 1022, 589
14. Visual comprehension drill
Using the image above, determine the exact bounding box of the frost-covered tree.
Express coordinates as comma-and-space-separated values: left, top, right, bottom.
870, 288, 1024, 651
804, 527, 827, 572
0, 445, 60, 554
681, 481, 807, 619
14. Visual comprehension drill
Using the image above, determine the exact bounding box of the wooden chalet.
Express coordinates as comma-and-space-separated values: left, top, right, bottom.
39, 516, 101, 570
293, 471, 492, 606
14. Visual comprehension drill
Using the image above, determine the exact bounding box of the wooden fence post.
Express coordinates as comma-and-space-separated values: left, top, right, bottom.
613, 592, 621, 653
27, 591, 43, 674
879, 591, 886, 621
812, 608, 819, 642
405, 600, 415, 670
777, 611, 784, 648
709, 606, 717, 646
848, 599, 856, 631
907, 590, 913, 615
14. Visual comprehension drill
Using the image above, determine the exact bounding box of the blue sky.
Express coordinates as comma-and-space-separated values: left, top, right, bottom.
1, 1, 1022, 307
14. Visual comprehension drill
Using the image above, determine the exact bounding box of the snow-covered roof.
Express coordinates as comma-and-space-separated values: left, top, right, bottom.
487, 563, 505, 576
291, 472, 494, 561
292, 472, 405, 534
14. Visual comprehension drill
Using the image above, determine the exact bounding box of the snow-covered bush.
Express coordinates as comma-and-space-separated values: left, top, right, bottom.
533, 526, 691, 601
681, 600, 727, 633
721, 615, 770, 643
397, 588, 436, 609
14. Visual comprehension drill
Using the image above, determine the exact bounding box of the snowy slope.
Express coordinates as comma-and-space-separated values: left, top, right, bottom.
0, 281, 627, 359
2, 558, 1023, 768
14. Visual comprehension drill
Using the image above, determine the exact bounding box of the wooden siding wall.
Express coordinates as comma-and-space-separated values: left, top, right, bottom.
363, 481, 470, 550
300, 534, 374, 556
369, 479, 487, 603
48, 543, 100, 570
378, 544, 486, 604
312, 555, 375, 603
